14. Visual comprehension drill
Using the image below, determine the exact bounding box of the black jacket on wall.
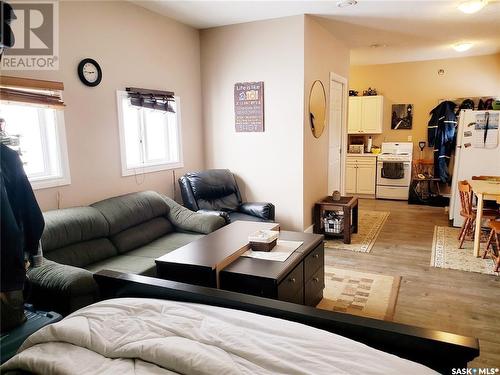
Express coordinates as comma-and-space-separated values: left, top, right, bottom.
1, 144, 44, 292
428, 101, 457, 183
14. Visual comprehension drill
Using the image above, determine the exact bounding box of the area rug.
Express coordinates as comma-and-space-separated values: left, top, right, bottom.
317, 266, 400, 321
324, 210, 389, 253
430, 226, 498, 275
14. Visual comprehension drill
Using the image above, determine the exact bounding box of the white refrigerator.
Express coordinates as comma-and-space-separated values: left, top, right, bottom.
449, 109, 500, 227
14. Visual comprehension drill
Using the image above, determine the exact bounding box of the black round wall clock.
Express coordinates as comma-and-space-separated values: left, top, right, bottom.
77, 58, 102, 87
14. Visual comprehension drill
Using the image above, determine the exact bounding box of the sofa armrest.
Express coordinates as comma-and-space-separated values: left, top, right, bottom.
197, 209, 230, 225
239, 202, 275, 221
26, 259, 99, 315
161, 195, 226, 234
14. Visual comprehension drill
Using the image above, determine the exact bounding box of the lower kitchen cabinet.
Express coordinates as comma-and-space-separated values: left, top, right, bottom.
345, 155, 377, 196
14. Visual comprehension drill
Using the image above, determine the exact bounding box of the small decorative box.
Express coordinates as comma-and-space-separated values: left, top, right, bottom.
248, 230, 279, 252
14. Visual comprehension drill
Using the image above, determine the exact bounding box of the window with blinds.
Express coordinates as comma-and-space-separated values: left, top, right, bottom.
116, 89, 183, 176
0, 76, 70, 189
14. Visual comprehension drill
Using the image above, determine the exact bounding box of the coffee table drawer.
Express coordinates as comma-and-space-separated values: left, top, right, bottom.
304, 267, 324, 306
278, 263, 303, 303
304, 243, 324, 282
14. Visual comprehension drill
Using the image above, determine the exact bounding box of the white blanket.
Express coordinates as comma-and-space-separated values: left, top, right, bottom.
2, 298, 437, 375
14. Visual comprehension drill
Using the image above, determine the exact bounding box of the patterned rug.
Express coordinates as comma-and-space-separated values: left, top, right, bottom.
324, 210, 389, 253
431, 226, 498, 275
317, 266, 400, 321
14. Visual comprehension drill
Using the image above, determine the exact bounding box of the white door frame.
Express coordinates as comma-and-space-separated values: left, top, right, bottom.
329, 72, 348, 196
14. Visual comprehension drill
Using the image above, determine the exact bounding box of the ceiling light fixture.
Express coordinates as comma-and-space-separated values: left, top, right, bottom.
453, 42, 473, 52
336, 0, 357, 8
458, 0, 488, 14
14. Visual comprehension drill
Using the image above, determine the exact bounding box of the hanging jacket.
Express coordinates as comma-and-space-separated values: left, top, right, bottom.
1, 144, 45, 292
428, 101, 457, 183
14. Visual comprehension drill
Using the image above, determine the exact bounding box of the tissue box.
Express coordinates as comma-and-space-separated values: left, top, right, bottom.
248, 230, 279, 252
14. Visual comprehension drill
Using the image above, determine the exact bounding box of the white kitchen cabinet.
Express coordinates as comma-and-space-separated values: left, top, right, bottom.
345, 155, 377, 196
347, 97, 362, 133
348, 96, 384, 134
356, 165, 377, 194
345, 164, 358, 194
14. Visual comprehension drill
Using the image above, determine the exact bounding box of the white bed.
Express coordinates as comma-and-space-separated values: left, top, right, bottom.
1, 298, 437, 374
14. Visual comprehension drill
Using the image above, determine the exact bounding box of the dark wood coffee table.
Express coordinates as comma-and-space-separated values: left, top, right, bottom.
219, 230, 324, 306
156, 221, 279, 288
313, 196, 358, 244
155, 221, 324, 306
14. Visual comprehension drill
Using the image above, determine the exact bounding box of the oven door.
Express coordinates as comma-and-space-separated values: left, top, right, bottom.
377, 161, 411, 186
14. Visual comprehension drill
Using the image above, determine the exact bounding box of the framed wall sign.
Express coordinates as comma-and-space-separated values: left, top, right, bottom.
234, 81, 264, 132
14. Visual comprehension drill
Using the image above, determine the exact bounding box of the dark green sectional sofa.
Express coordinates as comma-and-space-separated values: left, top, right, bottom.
27, 191, 225, 315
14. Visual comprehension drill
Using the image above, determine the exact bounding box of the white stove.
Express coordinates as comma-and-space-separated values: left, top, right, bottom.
377, 153, 412, 162
376, 142, 413, 200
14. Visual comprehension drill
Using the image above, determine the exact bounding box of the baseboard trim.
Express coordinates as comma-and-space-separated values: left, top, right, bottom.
304, 224, 314, 233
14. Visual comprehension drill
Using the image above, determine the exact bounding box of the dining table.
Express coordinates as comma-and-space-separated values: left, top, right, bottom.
468, 179, 500, 257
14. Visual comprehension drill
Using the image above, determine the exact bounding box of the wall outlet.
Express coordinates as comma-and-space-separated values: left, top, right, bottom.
407, 135, 413, 142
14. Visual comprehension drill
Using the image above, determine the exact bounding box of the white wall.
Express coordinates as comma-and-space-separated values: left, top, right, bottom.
303, 16, 350, 229
3, 1, 204, 211
201, 16, 305, 230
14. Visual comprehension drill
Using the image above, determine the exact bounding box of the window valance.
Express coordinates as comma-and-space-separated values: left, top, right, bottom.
126, 87, 175, 113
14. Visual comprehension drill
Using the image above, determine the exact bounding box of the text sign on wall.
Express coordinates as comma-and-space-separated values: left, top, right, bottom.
234, 81, 264, 132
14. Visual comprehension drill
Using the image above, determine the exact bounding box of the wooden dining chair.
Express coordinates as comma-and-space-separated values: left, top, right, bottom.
483, 220, 500, 273
457, 181, 498, 249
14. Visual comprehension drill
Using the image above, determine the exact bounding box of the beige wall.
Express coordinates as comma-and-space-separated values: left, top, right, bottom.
350, 54, 500, 159
201, 16, 305, 230
303, 16, 350, 229
3, 1, 204, 211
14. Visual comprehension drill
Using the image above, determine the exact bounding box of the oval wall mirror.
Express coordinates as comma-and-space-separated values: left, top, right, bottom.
309, 80, 326, 138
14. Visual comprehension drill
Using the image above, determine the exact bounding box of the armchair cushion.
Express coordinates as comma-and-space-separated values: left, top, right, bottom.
228, 212, 269, 223
179, 169, 242, 212
239, 202, 275, 221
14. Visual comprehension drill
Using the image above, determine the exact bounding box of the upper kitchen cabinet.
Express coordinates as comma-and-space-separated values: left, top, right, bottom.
348, 95, 384, 134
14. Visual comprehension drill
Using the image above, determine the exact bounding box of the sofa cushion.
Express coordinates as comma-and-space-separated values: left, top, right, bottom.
126, 232, 204, 259
85, 255, 157, 277
27, 259, 99, 315
91, 191, 170, 235
42, 207, 109, 252
84, 232, 203, 276
44, 238, 118, 268
111, 217, 174, 254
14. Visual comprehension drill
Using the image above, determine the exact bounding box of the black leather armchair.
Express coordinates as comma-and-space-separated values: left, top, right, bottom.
178, 169, 275, 224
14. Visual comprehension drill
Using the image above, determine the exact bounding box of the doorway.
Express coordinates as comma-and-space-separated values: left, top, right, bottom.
328, 73, 348, 195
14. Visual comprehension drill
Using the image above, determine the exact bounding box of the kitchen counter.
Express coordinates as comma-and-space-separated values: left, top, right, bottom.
347, 153, 378, 157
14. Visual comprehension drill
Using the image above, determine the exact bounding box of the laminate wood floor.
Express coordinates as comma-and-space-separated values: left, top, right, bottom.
324, 199, 500, 369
